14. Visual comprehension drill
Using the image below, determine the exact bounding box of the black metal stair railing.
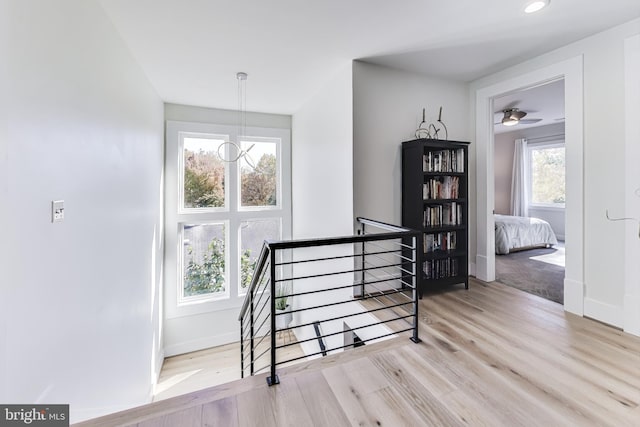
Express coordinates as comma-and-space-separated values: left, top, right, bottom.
238, 217, 422, 386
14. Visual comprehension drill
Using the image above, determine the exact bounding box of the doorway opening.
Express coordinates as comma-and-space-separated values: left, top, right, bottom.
492, 79, 566, 304
474, 56, 584, 316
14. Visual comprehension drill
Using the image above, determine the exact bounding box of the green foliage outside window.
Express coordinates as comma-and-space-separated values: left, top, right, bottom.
184, 238, 226, 296
241, 154, 277, 206
184, 239, 257, 297
240, 249, 257, 289
184, 149, 225, 208
531, 147, 565, 204
182, 147, 272, 296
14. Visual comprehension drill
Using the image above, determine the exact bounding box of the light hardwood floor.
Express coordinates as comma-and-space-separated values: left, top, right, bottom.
154, 333, 305, 401
75, 279, 640, 426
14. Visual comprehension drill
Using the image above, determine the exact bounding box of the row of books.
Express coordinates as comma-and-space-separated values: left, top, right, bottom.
424, 231, 457, 253
423, 202, 463, 227
423, 176, 460, 200
423, 149, 465, 173
423, 258, 460, 280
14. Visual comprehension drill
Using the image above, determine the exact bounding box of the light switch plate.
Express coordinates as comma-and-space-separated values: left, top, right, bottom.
52, 200, 64, 223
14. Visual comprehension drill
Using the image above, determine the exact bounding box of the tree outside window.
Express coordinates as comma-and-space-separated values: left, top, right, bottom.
181, 138, 280, 299
530, 145, 565, 205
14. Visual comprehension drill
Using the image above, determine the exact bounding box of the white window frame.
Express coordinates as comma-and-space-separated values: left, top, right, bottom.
527, 140, 566, 210
237, 135, 282, 212
165, 121, 291, 318
179, 221, 230, 305
179, 132, 230, 214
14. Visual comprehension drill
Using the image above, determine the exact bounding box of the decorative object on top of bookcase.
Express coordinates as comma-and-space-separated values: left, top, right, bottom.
402, 138, 469, 294
414, 107, 449, 141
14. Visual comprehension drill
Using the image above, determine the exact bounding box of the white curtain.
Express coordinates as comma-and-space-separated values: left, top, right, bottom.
510, 138, 528, 217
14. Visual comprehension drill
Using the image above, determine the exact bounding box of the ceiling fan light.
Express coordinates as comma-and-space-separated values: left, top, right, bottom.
524, 0, 549, 14
501, 108, 522, 126
510, 110, 526, 120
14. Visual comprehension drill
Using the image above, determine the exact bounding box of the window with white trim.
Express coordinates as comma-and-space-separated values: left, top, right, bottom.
165, 121, 291, 316
528, 142, 565, 208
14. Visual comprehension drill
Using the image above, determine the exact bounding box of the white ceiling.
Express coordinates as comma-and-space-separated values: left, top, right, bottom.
98, 0, 640, 115
493, 79, 565, 134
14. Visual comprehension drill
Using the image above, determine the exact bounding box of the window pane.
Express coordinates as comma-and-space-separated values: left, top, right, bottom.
183, 137, 226, 209
183, 223, 226, 298
239, 219, 281, 293
531, 147, 565, 204
240, 140, 277, 207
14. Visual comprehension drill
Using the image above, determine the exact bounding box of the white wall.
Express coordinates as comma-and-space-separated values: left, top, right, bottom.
165, 103, 292, 130
3, 0, 164, 422
493, 134, 515, 215
471, 18, 640, 329
292, 63, 354, 239
352, 61, 470, 226
162, 105, 291, 357
0, 0, 8, 403
290, 62, 354, 351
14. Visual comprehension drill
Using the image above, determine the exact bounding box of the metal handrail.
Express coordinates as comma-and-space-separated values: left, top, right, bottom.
238, 243, 270, 321
356, 217, 413, 233
238, 217, 422, 385
239, 219, 414, 321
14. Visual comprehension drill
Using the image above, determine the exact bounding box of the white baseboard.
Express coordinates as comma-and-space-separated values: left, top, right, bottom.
155, 348, 164, 377
624, 293, 640, 336
153, 348, 165, 395
563, 278, 584, 316
584, 298, 623, 329
164, 331, 238, 357
469, 262, 476, 278
475, 254, 493, 282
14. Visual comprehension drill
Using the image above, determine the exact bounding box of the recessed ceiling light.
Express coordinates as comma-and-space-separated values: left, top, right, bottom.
524, 0, 549, 13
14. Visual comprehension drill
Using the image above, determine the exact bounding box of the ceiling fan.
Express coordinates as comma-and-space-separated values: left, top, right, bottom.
495, 108, 542, 127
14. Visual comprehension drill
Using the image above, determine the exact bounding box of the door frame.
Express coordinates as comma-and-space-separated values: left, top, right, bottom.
474, 56, 584, 316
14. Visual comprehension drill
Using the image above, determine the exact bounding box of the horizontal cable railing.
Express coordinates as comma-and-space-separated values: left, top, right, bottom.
238, 217, 421, 386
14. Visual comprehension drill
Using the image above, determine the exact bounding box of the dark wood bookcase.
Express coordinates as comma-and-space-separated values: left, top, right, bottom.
402, 138, 469, 293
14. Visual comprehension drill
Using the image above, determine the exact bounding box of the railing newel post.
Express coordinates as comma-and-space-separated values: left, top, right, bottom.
240, 321, 244, 378
360, 222, 366, 298
411, 232, 422, 343
250, 279, 255, 376
267, 247, 280, 386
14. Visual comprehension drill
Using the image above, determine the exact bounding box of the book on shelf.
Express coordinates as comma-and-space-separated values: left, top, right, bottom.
423, 202, 463, 227
424, 231, 457, 253
423, 148, 465, 173
423, 176, 460, 200
423, 258, 460, 280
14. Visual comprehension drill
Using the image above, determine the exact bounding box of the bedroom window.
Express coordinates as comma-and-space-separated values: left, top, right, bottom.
528, 143, 565, 207
165, 121, 291, 317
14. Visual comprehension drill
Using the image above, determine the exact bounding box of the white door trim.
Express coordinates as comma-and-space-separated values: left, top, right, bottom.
474, 56, 585, 316
624, 35, 640, 336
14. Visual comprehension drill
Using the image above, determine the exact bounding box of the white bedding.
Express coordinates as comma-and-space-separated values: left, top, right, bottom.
494, 214, 558, 255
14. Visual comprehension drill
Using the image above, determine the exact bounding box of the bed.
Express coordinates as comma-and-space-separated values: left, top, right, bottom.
494, 214, 558, 255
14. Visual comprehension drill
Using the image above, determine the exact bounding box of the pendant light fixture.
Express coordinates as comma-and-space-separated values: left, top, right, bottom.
217, 72, 256, 168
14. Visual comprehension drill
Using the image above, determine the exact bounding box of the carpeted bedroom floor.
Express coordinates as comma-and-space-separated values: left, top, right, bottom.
495, 242, 565, 304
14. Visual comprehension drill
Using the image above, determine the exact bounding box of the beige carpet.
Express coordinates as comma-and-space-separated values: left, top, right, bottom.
495, 242, 565, 304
